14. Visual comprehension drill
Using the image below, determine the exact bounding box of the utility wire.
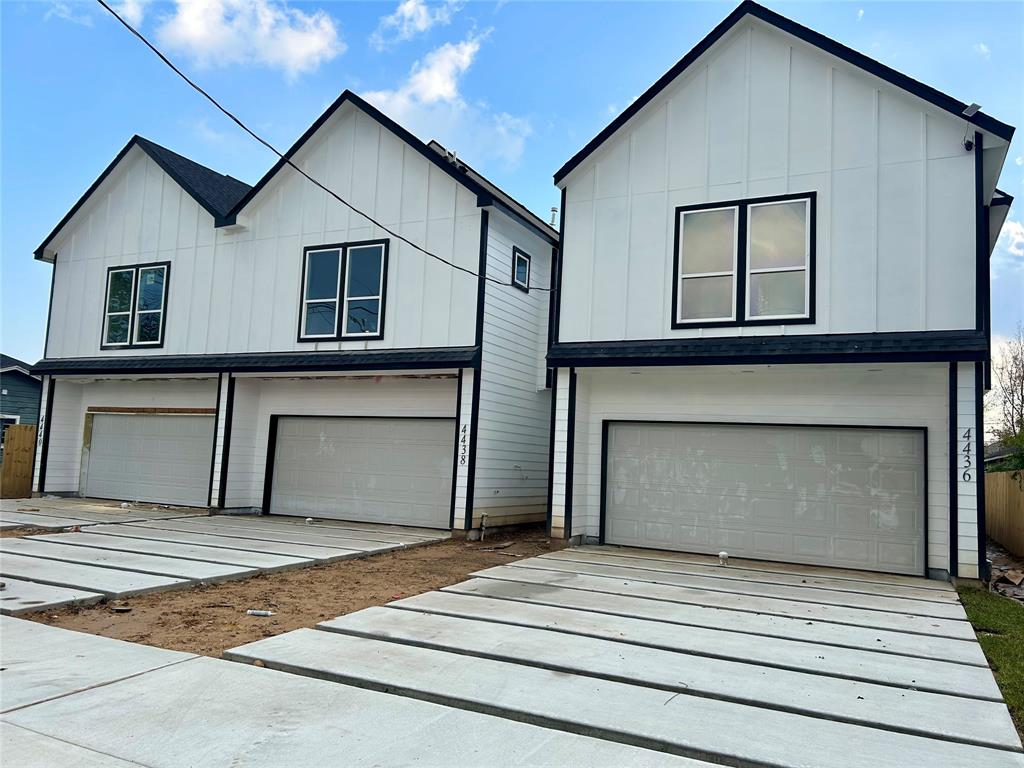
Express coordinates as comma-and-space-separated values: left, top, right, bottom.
95, 0, 553, 292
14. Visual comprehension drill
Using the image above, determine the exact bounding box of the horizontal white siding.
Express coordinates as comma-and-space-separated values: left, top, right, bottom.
473, 212, 552, 527
955, 362, 981, 579
553, 363, 952, 574
46, 103, 481, 359
41, 378, 218, 494
558, 18, 977, 343
222, 375, 458, 510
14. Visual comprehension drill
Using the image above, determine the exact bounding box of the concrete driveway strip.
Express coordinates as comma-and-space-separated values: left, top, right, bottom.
443, 577, 987, 665
85, 524, 364, 562
507, 558, 967, 619
197, 515, 444, 544
318, 606, 1015, 749
0, 511, 99, 530
0, 553, 187, 598
397, 590, 994, 694
35, 532, 309, 572
543, 550, 958, 603
3, 656, 711, 768
128, 519, 410, 553
1, 538, 256, 583
579, 545, 954, 591
0, 723, 147, 768
472, 565, 975, 639
225, 629, 1024, 768
0, 577, 104, 615
0, 617, 195, 712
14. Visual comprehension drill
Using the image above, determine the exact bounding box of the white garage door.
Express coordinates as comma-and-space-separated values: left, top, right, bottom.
269, 417, 455, 529
85, 414, 214, 507
605, 422, 926, 575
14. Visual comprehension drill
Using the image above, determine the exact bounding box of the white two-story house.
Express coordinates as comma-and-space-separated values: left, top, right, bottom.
31, 91, 557, 534
546, 1, 1014, 580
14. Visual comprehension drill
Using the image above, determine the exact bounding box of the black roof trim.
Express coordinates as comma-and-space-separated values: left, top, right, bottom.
553, 0, 1014, 184
548, 331, 988, 368
34, 136, 251, 261
221, 91, 557, 246
426, 140, 558, 244
992, 188, 1014, 207
32, 346, 479, 376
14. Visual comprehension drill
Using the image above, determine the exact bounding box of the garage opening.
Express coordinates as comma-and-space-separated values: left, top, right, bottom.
84, 413, 215, 507
603, 421, 926, 575
267, 416, 455, 529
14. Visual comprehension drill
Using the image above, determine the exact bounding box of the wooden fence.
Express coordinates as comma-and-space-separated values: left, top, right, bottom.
987, 471, 1024, 557
0, 424, 37, 499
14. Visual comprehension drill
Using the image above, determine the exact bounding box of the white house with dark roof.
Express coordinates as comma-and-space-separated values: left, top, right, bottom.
546, 1, 1014, 580
31, 92, 557, 533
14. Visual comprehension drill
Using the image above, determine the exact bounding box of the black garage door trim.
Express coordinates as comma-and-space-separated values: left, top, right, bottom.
598, 420, 930, 577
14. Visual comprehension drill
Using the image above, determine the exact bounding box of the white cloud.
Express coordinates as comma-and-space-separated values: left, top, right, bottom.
156, 0, 344, 80
188, 116, 230, 144
993, 218, 1024, 279
44, 1, 94, 27
112, 0, 149, 26
370, 0, 461, 50
856, 8, 864, 22
1015, 156, 1023, 167
973, 42, 991, 59
365, 32, 531, 168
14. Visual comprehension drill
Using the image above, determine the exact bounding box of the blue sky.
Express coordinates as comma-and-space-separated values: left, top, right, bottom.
2, 0, 1021, 364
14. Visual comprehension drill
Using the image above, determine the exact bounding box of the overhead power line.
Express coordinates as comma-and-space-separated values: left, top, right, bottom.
94, 0, 552, 292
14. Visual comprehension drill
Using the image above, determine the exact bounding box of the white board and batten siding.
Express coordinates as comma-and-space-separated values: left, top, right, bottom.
220, 376, 458, 511
551, 364, 956, 575
36, 378, 218, 496
44, 101, 482, 360
472, 211, 553, 528
557, 17, 978, 344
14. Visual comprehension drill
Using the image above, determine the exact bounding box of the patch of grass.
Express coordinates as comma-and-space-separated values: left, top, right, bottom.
957, 584, 1024, 736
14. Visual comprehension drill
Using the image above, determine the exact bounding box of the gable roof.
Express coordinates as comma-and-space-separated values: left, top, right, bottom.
0, 354, 39, 379
34, 136, 251, 261
554, 0, 1015, 185
222, 90, 558, 245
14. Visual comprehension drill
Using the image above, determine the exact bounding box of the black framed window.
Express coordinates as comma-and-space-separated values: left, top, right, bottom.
101, 262, 170, 349
299, 239, 388, 341
512, 247, 531, 292
672, 192, 815, 328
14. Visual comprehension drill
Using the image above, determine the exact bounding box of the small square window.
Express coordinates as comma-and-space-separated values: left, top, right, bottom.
512, 248, 531, 292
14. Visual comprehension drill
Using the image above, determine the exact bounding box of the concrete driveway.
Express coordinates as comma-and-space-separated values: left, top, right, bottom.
0, 498, 448, 614
1, 547, 1021, 766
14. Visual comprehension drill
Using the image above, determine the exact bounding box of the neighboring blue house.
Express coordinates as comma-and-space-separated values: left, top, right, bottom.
0, 355, 41, 462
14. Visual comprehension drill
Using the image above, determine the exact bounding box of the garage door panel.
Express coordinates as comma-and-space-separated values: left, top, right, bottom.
270, 417, 454, 529
85, 414, 213, 507
605, 422, 926, 575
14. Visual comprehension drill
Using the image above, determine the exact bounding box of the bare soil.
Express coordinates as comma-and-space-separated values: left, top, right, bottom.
28, 525, 560, 657
0, 528, 55, 538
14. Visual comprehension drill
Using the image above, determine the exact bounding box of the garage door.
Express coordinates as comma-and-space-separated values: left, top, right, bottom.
85, 414, 214, 506
604, 422, 926, 575
269, 417, 455, 529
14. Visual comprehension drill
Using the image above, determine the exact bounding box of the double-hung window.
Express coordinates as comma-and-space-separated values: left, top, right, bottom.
673, 192, 814, 327
102, 262, 169, 348
299, 240, 388, 341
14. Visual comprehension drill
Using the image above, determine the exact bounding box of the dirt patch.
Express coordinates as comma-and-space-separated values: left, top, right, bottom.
0, 528, 55, 538
29, 525, 560, 657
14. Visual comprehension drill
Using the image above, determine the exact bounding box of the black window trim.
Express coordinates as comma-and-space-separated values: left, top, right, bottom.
512, 246, 532, 293
297, 238, 389, 343
671, 191, 816, 330
100, 261, 171, 351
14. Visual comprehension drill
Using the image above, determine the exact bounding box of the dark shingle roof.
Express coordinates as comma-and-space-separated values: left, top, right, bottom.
0, 354, 38, 376
135, 137, 251, 219
35, 136, 251, 260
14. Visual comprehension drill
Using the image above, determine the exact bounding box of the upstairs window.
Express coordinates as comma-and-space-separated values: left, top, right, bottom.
102, 262, 169, 349
512, 247, 532, 292
673, 192, 814, 328
299, 240, 388, 341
